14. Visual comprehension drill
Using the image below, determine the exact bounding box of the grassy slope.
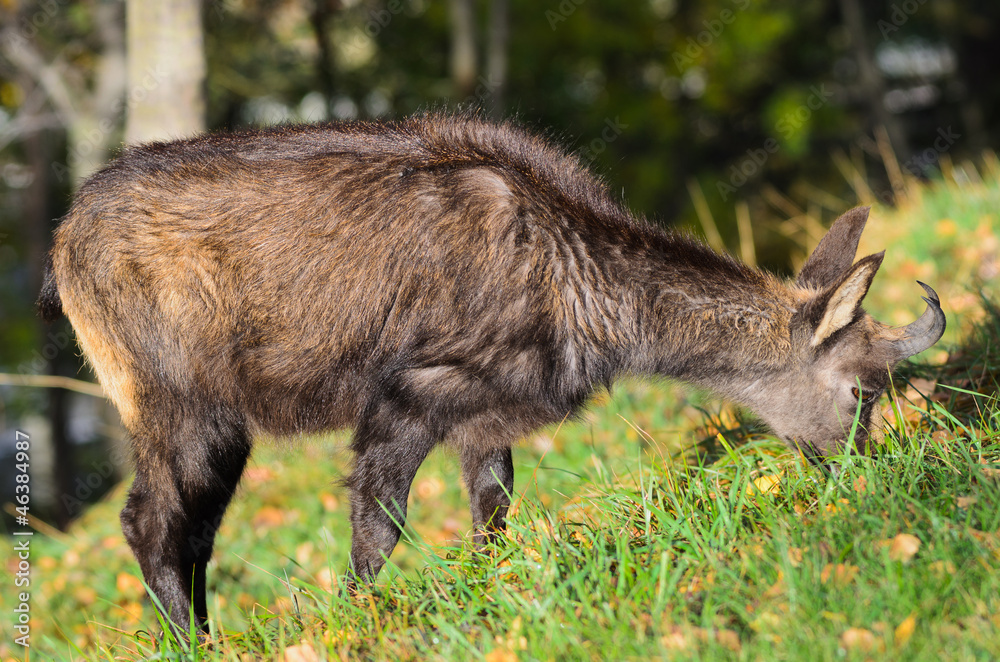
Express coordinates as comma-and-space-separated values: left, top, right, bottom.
2, 174, 999, 661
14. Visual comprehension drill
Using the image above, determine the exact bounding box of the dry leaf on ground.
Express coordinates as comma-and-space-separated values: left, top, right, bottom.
748, 474, 781, 496
115, 572, 145, 601
787, 547, 804, 567
887, 533, 921, 562
252, 505, 286, 528
841, 627, 877, 652
284, 642, 319, 662
895, 614, 917, 647
485, 649, 518, 662
715, 628, 742, 652
821, 563, 859, 586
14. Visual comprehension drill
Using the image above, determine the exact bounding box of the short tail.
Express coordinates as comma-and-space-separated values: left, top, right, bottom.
37, 252, 63, 322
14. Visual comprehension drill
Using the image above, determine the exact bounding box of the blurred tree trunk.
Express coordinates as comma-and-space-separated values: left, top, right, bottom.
486, 0, 508, 118
126, 0, 206, 143
73, 0, 126, 181
22, 102, 50, 301
2, 1, 128, 527
449, 0, 477, 100
839, 0, 911, 165
22, 105, 74, 529
945, 6, 990, 153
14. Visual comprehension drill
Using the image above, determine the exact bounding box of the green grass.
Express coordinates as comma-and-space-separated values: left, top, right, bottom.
3, 175, 1000, 660
853, 168, 1000, 343
16, 388, 998, 661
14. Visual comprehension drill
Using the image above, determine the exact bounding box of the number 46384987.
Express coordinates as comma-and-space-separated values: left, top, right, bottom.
14, 430, 29, 517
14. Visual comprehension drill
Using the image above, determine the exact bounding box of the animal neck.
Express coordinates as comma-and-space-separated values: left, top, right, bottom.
620, 236, 802, 399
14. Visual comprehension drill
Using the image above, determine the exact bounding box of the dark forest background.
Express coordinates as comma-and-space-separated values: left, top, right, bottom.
1, 0, 998, 527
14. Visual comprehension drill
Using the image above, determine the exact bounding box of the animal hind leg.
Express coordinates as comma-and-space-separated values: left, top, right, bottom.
119, 408, 250, 635
461, 446, 514, 547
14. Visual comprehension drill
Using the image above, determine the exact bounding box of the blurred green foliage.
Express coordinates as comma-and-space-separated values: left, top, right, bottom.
2, 0, 999, 401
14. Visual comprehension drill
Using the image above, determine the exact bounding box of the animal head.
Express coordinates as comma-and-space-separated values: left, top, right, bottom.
748, 207, 945, 465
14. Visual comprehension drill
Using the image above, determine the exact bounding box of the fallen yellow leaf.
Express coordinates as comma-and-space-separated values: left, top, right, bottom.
115, 572, 146, 601
284, 642, 319, 662
821, 563, 859, 587
323, 628, 355, 645
73, 585, 97, 606
852, 475, 868, 494
484, 649, 518, 662
749, 611, 782, 633
979, 458, 1000, 480
252, 505, 286, 528
957, 495, 977, 508
296, 541, 314, 564
415, 476, 445, 499
929, 560, 956, 577
888, 533, 921, 563
935, 218, 957, 238
841, 627, 877, 652
660, 627, 690, 650
764, 574, 786, 599
824, 498, 852, 514
243, 466, 274, 483
119, 600, 144, 625
316, 567, 338, 592
319, 491, 339, 511
895, 614, 917, 647
716, 628, 741, 652
749, 474, 781, 496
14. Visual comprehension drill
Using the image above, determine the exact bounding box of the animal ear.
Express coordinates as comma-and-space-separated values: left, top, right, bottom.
796, 206, 870, 289
809, 251, 884, 347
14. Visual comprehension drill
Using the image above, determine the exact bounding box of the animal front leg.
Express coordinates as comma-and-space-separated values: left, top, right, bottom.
461, 446, 514, 547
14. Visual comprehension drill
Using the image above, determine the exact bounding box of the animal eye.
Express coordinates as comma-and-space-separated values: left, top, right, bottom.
851, 386, 878, 403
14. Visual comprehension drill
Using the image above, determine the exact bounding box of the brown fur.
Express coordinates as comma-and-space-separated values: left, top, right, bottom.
39, 114, 943, 634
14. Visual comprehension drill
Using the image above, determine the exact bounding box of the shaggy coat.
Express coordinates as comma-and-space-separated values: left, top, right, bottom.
39, 114, 944, 633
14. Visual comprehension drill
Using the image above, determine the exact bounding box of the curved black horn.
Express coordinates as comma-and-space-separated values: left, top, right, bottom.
890, 281, 946, 361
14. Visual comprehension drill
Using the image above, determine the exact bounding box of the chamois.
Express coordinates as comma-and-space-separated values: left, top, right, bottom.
39, 114, 945, 633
